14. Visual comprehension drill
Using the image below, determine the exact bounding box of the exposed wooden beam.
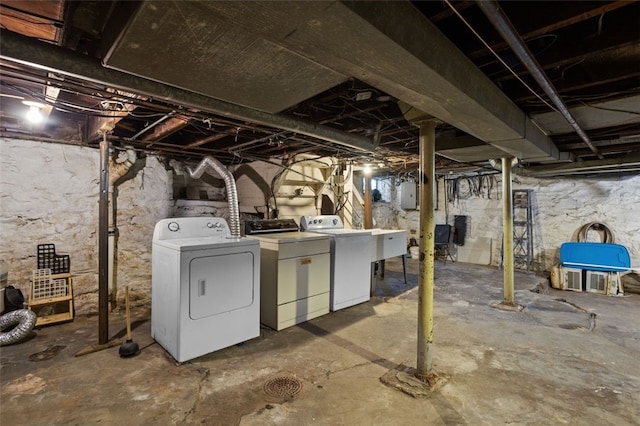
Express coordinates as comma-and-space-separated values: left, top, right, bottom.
469, 1, 632, 59
141, 115, 190, 142
506, 43, 640, 103
0, 1, 63, 42
186, 130, 234, 147
491, 41, 638, 84
429, 1, 474, 23
86, 109, 132, 142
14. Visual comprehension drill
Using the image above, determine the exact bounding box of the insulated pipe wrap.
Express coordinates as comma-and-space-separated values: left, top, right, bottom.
0, 309, 37, 346
109, 149, 137, 187
187, 156, 241, 237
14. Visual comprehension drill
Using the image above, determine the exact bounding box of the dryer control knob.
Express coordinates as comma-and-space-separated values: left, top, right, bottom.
207, 222, 214, 228
333, 219, 338, 225
168, 221, 180, 232
214, 222, 222, 228
319, 219, 323, 223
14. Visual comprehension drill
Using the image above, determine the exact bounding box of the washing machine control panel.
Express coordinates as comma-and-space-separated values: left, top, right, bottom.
300, 215, 344, 231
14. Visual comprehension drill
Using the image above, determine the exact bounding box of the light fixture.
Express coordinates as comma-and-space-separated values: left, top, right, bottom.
363, 164, 372, 176
23, 100, 46, 124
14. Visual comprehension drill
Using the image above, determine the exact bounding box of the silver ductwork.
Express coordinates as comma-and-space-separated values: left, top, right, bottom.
187, 156, 241, 237
0, 309, 37, 346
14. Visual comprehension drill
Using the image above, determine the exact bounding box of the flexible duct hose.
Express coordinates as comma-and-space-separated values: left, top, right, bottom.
0, 309, 37, 346
577, 222, 614, 244
187, 156, 241, 237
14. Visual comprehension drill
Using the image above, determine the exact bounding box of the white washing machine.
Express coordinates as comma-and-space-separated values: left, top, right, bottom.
300, 215, 373, 311
152, 217, 260, 363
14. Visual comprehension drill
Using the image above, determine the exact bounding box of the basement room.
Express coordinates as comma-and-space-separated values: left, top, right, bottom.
1, 1, 639, 424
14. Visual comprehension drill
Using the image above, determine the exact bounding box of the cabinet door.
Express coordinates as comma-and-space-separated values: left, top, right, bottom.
277, 253, 330, 305
189, 252, 255, 320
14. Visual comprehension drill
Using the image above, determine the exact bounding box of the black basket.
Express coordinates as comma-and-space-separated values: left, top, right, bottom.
37, 244, 70, 274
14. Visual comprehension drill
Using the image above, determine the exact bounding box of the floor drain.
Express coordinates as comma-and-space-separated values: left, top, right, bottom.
264, 376, 303, 398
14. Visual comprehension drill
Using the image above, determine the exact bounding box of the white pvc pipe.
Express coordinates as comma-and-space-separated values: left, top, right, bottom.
108, 149, 137, 307
108, 234, 116, 304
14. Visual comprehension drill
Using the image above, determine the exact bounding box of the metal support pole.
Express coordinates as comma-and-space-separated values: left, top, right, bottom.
417, 120, 436, 377
98, 133, 110, 344
502, 157, 515, 304
364, 173, 373, 229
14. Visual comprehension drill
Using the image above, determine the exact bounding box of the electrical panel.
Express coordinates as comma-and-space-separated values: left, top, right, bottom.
400, 181, 417, 210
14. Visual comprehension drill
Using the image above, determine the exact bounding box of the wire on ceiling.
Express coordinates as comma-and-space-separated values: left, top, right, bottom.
442, 0, 558, 114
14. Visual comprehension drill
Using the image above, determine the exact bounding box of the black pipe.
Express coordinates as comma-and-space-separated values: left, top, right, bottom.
98, 133, 109, 344
475, 0, 603, 160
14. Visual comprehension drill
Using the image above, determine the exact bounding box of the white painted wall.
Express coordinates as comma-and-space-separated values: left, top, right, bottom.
6, 137, 634, 314
381, 173, 640, 271
0, 138, 172, 313
0, 140, 327, 314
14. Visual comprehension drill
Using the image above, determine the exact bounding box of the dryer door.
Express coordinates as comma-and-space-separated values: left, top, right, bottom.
189, 252, 255, 320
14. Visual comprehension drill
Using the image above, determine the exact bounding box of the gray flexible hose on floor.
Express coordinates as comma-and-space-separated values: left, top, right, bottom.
0, 309, 37, 346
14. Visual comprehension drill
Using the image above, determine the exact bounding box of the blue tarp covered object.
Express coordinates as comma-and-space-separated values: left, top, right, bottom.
560, 242, 631, 272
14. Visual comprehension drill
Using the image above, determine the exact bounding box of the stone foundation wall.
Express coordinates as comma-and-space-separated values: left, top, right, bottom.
383, 173, 640, 271
3, 137, 637, 314
0, 139, 172, 313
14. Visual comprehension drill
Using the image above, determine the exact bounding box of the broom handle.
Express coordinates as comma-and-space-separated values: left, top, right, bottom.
125, 286, 132, 340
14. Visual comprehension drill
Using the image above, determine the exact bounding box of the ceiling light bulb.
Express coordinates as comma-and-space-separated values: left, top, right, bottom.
26, 106, 43, 123
22, 100, 46, 124
363, 164, 372, 176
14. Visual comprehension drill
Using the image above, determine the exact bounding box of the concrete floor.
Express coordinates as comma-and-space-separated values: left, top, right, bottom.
1, 258, 639, 425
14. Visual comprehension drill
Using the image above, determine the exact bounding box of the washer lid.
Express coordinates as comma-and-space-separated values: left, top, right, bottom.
247, 231, 329, 244
154, 236, 259, 251
306, 229, 372, 237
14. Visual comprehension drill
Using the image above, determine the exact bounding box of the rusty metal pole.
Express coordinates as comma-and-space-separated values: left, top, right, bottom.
98, 132, 110, 344
364, 171, 373, 229
502, 157, 515, 304
417, 120, 436, 377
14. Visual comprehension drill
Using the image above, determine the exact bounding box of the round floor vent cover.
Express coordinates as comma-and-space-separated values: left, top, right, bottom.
264, 376, 303, 398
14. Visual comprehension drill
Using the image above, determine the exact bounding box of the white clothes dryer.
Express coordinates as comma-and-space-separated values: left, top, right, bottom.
152, 217, 260, 363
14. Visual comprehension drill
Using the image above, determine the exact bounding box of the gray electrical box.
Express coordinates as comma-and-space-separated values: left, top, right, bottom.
400, 181, 417, 209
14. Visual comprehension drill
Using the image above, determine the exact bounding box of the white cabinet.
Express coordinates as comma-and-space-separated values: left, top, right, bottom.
248, 232, 330, 330
371, 229, 408, 261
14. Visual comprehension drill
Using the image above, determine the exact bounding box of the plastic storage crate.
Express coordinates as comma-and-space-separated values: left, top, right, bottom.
37, 244, 70, 274
28, 268, 74, 326
31, 269, 69, 300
